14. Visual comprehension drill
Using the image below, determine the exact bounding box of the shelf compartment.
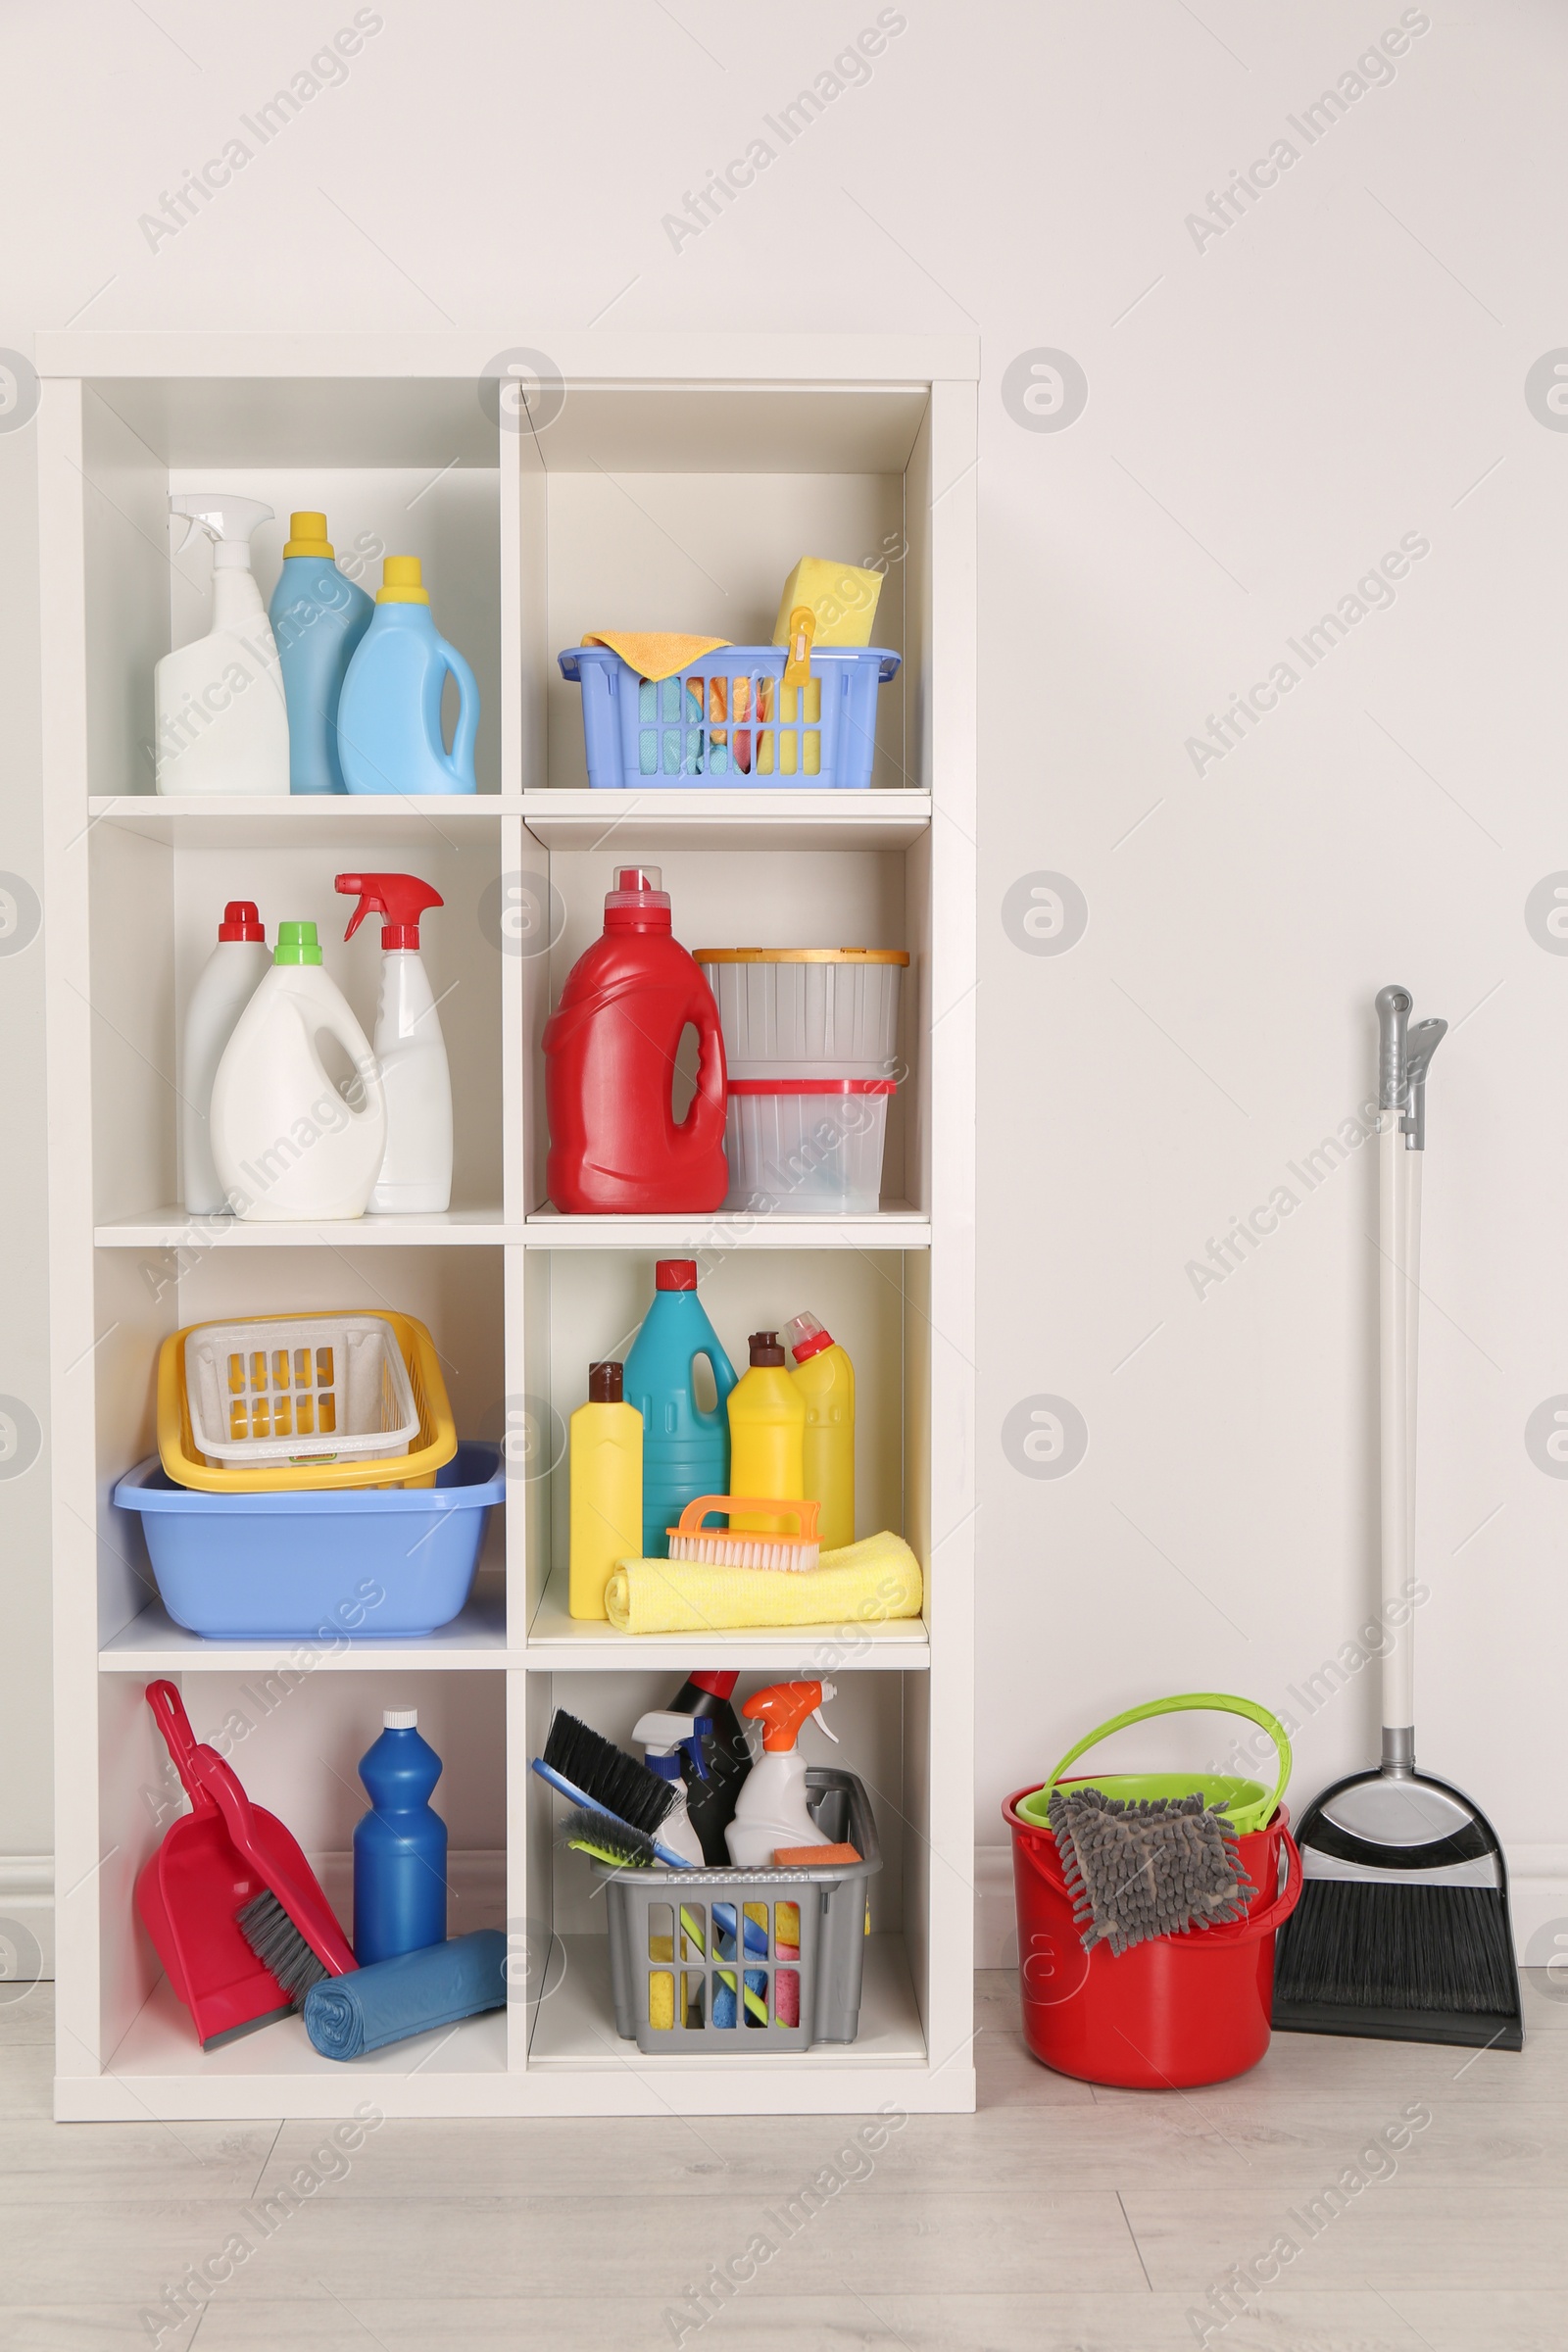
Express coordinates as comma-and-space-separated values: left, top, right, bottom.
101, 1589, 507, 1672
520, 789, 931, 853
522, 1247, 926, 1647
87, 820, 506, 1231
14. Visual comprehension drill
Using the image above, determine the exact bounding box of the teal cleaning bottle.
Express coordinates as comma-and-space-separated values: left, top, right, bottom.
268, 512, 373, 794
623, 1258, 738, 1557
353, 1708, 447, 1963
337, 555, 479, 795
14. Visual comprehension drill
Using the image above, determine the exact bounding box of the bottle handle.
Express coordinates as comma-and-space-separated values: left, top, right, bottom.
308, 1008, 386, 1136
680, 980, 728, 1153
435, 635, 480, 791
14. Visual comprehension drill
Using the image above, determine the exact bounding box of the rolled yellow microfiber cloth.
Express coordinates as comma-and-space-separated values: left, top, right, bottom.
579, 631, 731, 682
603, 1530, 923, 1638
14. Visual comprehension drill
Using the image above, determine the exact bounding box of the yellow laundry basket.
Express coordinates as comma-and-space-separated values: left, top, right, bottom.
157, 1309, 456, 1493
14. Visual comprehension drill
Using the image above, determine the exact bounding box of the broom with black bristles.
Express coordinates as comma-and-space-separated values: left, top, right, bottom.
1273, 987, 1522, 2051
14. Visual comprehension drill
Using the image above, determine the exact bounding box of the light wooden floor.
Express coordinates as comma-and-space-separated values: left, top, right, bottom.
2, 1971, 1563, 2348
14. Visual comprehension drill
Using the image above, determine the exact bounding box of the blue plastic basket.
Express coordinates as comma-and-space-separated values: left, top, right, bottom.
114, 1441, 503, 1641
558, 644, 901, 791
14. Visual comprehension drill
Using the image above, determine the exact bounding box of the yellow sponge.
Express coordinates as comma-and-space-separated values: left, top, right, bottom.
772, 558, 884, 649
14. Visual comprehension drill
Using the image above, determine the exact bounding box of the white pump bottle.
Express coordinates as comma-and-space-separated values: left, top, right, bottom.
155, 493, 289, 797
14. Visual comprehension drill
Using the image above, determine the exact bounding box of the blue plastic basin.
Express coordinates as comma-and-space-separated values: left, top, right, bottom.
114, 1441, 504, 1641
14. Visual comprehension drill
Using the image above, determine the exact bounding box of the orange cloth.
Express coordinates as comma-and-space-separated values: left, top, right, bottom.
580, 631, 730, 682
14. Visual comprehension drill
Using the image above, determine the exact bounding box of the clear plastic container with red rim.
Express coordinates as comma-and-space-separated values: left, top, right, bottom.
721, 1078, 895, 1215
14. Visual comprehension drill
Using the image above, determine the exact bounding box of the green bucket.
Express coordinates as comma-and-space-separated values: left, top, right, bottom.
1015, 1692, 1291, 1838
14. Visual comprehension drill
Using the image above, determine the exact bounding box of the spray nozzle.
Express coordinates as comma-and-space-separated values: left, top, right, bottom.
169, 493, 273, 571
742, 1680, 838, 1753
335, 872, 445, 951
634, 1712, 714, 1781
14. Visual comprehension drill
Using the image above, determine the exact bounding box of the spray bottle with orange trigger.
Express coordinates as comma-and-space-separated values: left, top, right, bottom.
335, 872, 452, 1213
724, 1680, 838, 1867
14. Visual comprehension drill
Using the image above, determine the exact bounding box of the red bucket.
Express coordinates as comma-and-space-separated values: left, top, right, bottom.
1003, 1788, 1302, 2087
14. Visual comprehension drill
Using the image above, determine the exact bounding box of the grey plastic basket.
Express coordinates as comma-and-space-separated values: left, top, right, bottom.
597, 1768, 881, 2053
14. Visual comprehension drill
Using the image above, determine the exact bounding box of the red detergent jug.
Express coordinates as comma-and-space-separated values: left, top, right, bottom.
544, 865, 728, 1212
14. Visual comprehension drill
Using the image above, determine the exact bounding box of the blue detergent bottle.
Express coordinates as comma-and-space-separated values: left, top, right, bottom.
353, 1708, 448, 1963
623, 1258, 738, 1557
268, 512, 373, 794
337, 555, 480, 795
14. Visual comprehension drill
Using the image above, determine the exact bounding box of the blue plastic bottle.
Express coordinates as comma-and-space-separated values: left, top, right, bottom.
337, 555, 479, 795
267, 512, 373, 794
623, 1258, 738, 1556
353, 1708, 448, 1963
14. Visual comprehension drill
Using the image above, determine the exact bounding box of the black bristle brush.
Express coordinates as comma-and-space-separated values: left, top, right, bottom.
532, 1710, 694, 1868
544, 1710, 676, 1836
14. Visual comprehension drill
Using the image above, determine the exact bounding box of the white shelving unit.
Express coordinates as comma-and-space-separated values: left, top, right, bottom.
38, 331, 977, 2121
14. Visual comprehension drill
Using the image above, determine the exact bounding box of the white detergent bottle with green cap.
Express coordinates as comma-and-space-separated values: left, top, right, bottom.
209, 919, 386, 1221
155, 494, 290, 797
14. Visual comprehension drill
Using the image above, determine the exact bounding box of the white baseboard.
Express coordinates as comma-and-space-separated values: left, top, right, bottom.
973, 1842, 1568, 1975
0, 1856, 55, 1982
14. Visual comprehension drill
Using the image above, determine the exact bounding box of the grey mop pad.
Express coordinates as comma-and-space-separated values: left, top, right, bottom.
1047, 1788, 1255, 1958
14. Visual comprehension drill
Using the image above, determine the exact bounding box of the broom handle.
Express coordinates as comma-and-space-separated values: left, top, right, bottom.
1379, 1110, 1414, 1757
1376, 987, 1415, 1768
1376, 993, 1446, 1774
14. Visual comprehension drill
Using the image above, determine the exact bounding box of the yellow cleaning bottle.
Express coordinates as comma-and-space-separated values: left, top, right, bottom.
785, 1311, 856, 1551
568, 1360, 643, 1620
726, 1333, 805, 1532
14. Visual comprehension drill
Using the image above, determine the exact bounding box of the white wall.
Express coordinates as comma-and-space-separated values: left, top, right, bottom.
4, 0, 1565, 1964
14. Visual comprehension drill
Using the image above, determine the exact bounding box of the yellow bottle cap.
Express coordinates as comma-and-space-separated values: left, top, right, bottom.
283, 511, 333, 558
377, 555, 430, 605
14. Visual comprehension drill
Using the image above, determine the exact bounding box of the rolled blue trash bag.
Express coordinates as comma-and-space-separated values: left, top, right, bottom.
303, 1930, 507, 2060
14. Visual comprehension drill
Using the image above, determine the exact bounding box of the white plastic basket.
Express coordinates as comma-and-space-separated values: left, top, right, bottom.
695, 950, 906, 1080
182, 1313, 420, 1470
723, 1081, 894, 1215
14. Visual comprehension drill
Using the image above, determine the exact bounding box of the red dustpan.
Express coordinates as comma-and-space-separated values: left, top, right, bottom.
135, 1680, 356, 2049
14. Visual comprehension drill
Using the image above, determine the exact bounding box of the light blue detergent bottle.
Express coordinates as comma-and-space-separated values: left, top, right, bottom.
337, 555, 480, 795
353, 1708, 448, 1964
623, 1258, 738, 1557
267, 512, 373, 794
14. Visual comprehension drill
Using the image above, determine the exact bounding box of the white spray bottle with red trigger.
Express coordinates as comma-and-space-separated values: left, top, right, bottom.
335, 873, 453, 1213
724, 1681, 838, 1867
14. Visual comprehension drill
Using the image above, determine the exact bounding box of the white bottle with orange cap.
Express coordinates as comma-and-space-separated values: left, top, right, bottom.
724, 1680, 838, 1867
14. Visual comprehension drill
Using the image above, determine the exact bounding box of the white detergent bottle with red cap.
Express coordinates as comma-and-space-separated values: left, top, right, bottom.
725, 1681, 838, 1867
181, 901, 271, 1214
336, 873, 452, 1213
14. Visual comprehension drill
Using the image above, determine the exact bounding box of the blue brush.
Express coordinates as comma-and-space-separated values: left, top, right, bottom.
530, 1758, 696, 1870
